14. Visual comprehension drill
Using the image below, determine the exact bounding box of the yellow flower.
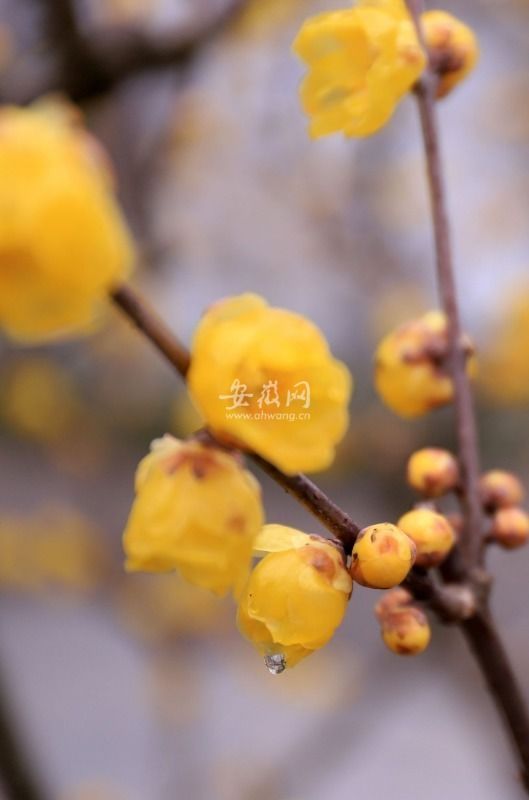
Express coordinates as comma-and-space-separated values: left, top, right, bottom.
237, 524, 352, 669
188, 294, 352, 475
374, 310, 476, 418
422, 11, 479, 99
397, 508, 456, 567
292, 0, 426, 139
123, 435, 264, 597
406, 447, 460, 497
0, 102, 134, 342
350, 522, 415, 588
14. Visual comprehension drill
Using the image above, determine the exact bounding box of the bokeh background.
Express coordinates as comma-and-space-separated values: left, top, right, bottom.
0, 0, 528, 798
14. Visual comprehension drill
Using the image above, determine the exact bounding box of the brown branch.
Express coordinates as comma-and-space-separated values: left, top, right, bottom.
462, 607, 529, 791
111, 284, 190, 377
407, 0, 484, 574
28, 0, 248, 104
406, 0, 529, 789
0, 664, 48, 800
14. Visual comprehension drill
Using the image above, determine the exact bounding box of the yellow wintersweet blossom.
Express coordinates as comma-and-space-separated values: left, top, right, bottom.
123, 435, 264, 597
292, 0, 426, 139
188, 294, 352, 475
0, 102, 134, 342
237, 524, 352, 669
375, 310, 476, 418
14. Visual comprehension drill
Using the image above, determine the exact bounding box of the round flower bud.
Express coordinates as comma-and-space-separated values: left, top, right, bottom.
479, 470, 525, 512
374, 587, 413, 622
421, 11, 479, 99
490, 508, 529, 550
380, 605, 431, 656
292, 1, 426, 139
397, 508, 456, 568
406, 447, 460, 497
374, 310, 476, 418
237, 528, 352, 669
188, 294, 352, 475
350, 523, 415, 589
0, 102, 134, 342
123, 436, 264, 597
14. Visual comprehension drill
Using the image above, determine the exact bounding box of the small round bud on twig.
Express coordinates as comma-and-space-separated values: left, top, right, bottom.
397, 508, 456, 568
350, 523, 416, 589
407, 447, 460, 498
479, 470, 525, 513
490, 507, 529, 550
421, 11, 479, 100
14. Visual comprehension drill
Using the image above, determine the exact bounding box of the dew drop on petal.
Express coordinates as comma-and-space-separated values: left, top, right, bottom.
264, 653, 286, 675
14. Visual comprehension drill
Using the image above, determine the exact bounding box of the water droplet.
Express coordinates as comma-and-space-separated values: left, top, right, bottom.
264, 653, 286, 675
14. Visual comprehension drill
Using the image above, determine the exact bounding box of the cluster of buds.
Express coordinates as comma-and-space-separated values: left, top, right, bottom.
375, 588, 431, 656
480, 471, 529, 550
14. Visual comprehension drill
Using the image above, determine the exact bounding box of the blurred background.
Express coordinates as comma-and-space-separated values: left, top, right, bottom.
0, 0, 528, 798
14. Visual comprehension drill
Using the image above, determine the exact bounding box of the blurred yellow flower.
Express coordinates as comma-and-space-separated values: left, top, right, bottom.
188, 294, 352, 475
375, 310, 476, 417
0, 505, 107, 593
1, 357, 83, 444
480, 288, 529, 406
292, 0, 426, 138
422, 10, 479, 99
237, 524, 352, 669
0, 102, 134, 342
123, 435, 264, 596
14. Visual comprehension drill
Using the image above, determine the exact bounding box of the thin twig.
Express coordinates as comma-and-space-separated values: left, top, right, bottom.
462, 607, 529, 791
0, 664, 48, 800
406, 0, 529, 788
407, 0, 484, 574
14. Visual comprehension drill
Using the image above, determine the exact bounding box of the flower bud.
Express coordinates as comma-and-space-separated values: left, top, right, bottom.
490, 507, 529, 550
379, 605, 431, 656
397, 508, 456, 567
406, 447, 460, 497
421, 11, 479, 99
237, 526, 352, 669
350, 523, 415, 589
123, 436, 264, 596
374, 587, 413, 622
374, 311, 476, 418
479, 470, 524, 512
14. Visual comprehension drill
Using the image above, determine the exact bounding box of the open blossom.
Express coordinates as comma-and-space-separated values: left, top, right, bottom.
188, 294, 352, 475
237, 525, 352, 669
375, 310, 476, 418
0, 102, 134, 342
123, 436, 264, 597
292, 0, 426, 139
